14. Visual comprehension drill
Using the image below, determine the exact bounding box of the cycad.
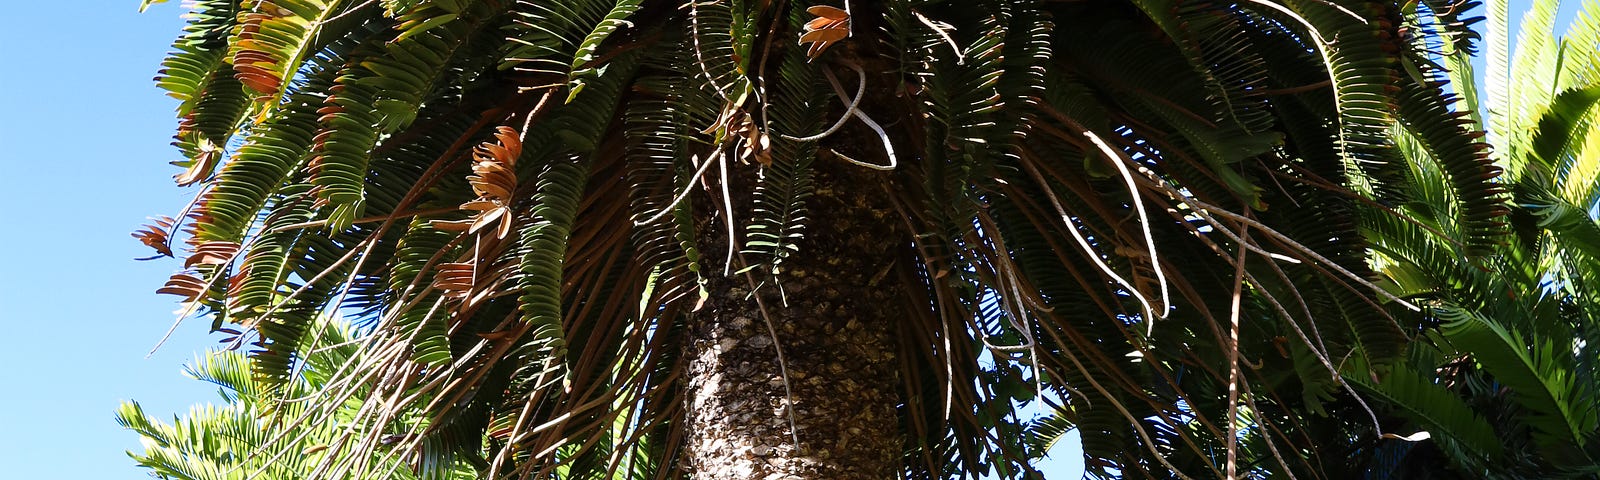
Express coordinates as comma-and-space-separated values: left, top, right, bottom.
1358, 0, 1600, 476
118, 320, 477, 480
132, 0, 1500, 477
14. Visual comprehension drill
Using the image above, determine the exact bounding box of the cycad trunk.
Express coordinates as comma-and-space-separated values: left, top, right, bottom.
684, 163, 906, 479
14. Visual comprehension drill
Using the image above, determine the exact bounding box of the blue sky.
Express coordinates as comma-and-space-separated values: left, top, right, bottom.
0, 1, 219, 478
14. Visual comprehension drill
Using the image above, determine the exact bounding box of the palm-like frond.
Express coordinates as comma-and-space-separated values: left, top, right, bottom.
1356, 0, 1600, 475
119, 320, 475, 480
132, 0, 1513, 477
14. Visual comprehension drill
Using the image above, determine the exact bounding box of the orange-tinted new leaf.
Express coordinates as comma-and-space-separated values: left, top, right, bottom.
800, 5, 850, 61
800, 28, 849, 45
807, 5, 848, 19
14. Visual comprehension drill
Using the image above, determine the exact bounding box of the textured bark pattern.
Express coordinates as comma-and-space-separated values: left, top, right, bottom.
684, 164, 905, 480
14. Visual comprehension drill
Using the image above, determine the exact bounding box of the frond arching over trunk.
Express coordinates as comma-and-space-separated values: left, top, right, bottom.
132, 0, 1513, 477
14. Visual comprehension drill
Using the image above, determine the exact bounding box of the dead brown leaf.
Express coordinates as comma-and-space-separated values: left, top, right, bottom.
132, 216, 177, 258
801, 5, 851, 61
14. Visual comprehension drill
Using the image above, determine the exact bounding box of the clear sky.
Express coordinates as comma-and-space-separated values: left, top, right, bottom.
0, 2, 1076, 479
1, 0, 1573, 479
0, 1, 222, 479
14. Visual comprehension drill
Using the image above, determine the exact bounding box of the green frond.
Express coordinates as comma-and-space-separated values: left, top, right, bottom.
742, 3, 822, 278
1275, 0, 1403, 193
1435, 304, 1591, 451
227, 0, 369, 107
1392, 79, 1511, 254
1485, 0, 1513, 146
368, 1, 512, 131
248, 224, 373, 392
157, 0, 245, 177
898, 1, 1014, 276
230, 185, 318, 324
991, 2, 1052, 151
1525, 187, 1600, 265
134, 0, 1553, 477
1507, 0, 1567, 138
1560, 7, 1600, 85
683, 0, 755, 103
1418, 0, 1484, 54
570, 0, 644, 77
1131, 0, 1278, 138
186, 36, 358, 244
1347, 360, 1505, 464
121, 320, 472, 480
309, 63, 381, 230
623, 38, 714, 306
390, 219, 460, 366
501, 0, 646, 78
1023, 408, 1077, 460
1553, 117, 1600, 208
1526, 84, 1600, 178
302, 3, 507, 231
514, 50, 639, 368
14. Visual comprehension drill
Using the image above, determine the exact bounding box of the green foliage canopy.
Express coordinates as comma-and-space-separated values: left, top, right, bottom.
127, 0, 1511, 477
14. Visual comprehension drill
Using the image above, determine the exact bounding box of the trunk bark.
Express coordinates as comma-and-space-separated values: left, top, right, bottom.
683, 162, 906, 480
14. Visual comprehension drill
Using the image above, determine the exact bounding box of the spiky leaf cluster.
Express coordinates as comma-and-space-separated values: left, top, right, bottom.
132, 0, 1507, 477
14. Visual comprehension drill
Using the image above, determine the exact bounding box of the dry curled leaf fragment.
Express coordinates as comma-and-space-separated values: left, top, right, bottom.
184, 241, 242, 268
174, 137, 221, 186
742, 122, 772, 166
801, 5, 851, 61
456, 126, 522, 239
434, 263, 476, 297
156, 272, 209, 300
469, 206, 510, 238
808, 5, 849, 20
430, 218, 474, 232
470, 163, 515, 200
800, 28, 848, 45
132, 216, 177, 258
704, 105, 771, 166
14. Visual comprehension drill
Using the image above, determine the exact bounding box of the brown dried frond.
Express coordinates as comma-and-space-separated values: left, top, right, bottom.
800, 5, 851, 61
468, 126, 521, 200
475, 126, 522, 169
231, 8, 287, 95
224, 269, 251, 321
705, 105, 771, 166
433, 263, 476, 297
469, 162, 516, 201
183, 195, 214, 248
174, 137, 221, 186
214, 327, 246, 350
185, 241, 242, 268
429, 218, 474, 232
156, 272, 208, 300
441, 126, 523, 239
133, 216, 177, 258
